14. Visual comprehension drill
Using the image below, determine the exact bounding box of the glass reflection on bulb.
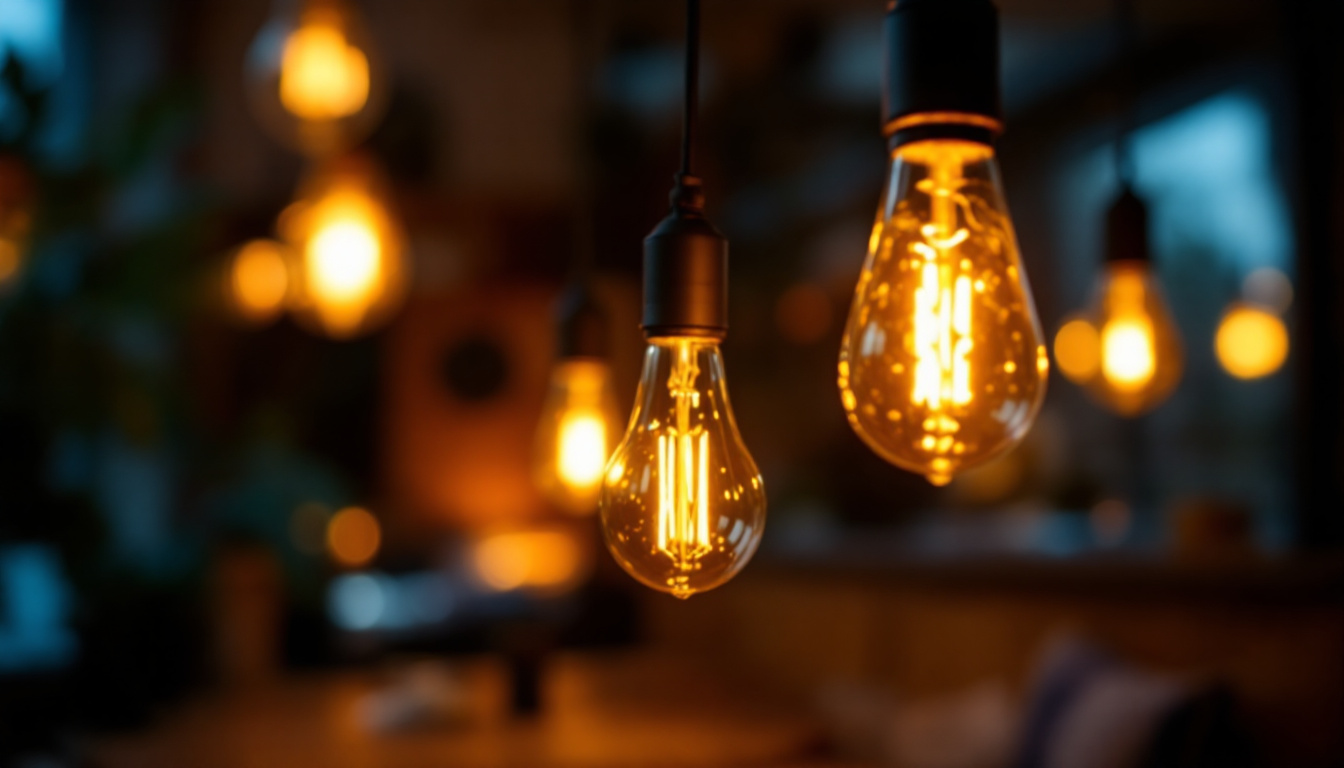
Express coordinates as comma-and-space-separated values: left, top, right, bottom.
534, 359, 621, 515
280, 155, 408, 339
246, 0, 385, 156
600, 338, 765, 599
1084, 260, 1182, 415
839, 139, 1047, 486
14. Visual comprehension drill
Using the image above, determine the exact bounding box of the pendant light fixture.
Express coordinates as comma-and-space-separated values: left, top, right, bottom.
1056, 0, 1183, 416
1079, 188, 1183, 415
246, 0, 387, 157
534, 2, 622, 516
599, 0, 766, 600
278, 153, 409, 339
838, 0, 1047, 486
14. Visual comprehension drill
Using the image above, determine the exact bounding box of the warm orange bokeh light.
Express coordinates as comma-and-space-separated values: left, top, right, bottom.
326, 506, 381, 567
1053, 317, 1100, 384
229, 239, 290, 323
473, 530, 583, 593
281, 157, 406, 339
1216, 303, 1289, 380
0, 238, 19, 284
279, 6, 369, 122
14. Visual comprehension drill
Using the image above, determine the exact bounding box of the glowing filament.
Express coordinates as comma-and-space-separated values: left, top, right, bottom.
557, 412, 608, 489
656, 431, 712, 564
910, 239, 973, 410
653, 345, 714, 569
1101, 317, 1156, 392
298, 187, 388, 336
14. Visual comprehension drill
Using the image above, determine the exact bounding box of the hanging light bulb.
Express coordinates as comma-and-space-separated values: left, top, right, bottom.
534, 289, 621, 515
600, 0, 765, 600
839, 0, 1047, 486
245, 0, 386, 156
1079, 188, 1182, 415
279, 153, 408, 338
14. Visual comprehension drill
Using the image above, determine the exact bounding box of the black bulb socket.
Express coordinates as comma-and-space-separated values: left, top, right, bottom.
641, 175, 728, 340
1104, 186, 1152, 264
882, 0, 1003, 150
556, 281, 609, 359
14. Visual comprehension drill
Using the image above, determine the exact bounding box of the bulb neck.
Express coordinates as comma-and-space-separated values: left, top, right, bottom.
1104, 186, 1152, 264
882, 0, 1003, 146
641, 175, 729, 340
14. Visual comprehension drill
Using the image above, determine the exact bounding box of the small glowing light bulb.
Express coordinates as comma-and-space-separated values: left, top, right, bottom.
279, 6, 370, 122
601, 337, 765, 599
280, 155, 408, 339
534, 359, 621, 515
1085, 260, 1183, 415
1215, 302, 1288, 380
839, 138, 1047, 486
246, 0, 384, 155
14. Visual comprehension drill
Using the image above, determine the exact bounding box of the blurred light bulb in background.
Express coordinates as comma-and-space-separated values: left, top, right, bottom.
227, 239, 291, 325
601, 337, 765, 599
1083, 260, 1183, 415
280, 154, 408, 339
279, 7, 369, 121
1216, 302, 1288, 380
839, 138, 1047, 486
533, 359, 621, 515
246, 0, 385, 156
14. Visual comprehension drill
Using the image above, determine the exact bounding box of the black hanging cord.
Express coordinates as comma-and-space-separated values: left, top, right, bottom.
679, 0, 699, 180
1114, 0, 1139, 188
671, 0, 703, 211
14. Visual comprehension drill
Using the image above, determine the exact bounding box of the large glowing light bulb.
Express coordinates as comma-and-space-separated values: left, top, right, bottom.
1084, 260, 1182, 415
280, 155, 408, 339
839, 138, 1047, 486
1215, 302, 1288, 380
246, 0, 385, 156
601, 337, 765, 599
534, 359, 621, 515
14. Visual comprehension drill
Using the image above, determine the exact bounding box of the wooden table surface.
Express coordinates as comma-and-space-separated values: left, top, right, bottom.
93, 651, 859, 768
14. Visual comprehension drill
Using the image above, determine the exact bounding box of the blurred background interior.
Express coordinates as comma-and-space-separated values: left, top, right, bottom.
0, 0, 1340, 766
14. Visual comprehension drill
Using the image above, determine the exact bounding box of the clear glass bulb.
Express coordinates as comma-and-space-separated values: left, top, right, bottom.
600, 337, 765, 599
245, 0, 387, 156
839, 139, 1047, 486
278, 154, 408, 339
533, 359, 622, 515
1084, 260, 1183, 415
